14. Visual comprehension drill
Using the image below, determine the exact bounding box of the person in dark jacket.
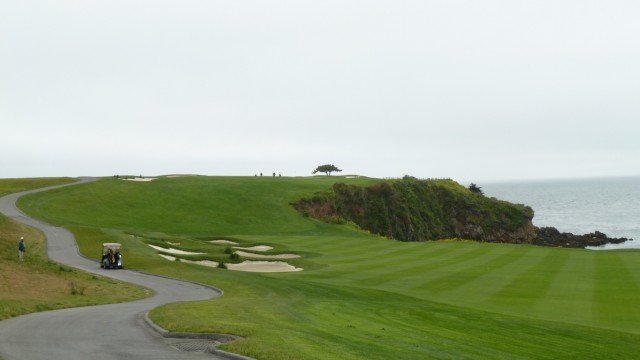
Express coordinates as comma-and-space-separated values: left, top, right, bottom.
18, 237, 26, 262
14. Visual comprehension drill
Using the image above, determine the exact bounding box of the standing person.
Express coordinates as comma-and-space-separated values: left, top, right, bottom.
18, 237, 26, 262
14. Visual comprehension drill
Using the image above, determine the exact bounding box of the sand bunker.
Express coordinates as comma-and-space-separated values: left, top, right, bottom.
227, 261, 303, 272
234, 245, 273, 252
158, 254, 219, 267
124, 177, 157, 182
209, 240, 239, 245
157, 255, 302, 272
148, 244, 205, 255
156, 241, 302, 272
235, 250, 300, 259
185, 259, 219, 267
233, 245, 299, 258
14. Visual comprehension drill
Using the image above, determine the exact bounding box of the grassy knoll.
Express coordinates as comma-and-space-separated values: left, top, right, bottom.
16, 176, 640, 359
0, 178, 150, 320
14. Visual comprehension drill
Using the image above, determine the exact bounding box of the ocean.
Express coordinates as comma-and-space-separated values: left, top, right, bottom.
481, 177, 640, 250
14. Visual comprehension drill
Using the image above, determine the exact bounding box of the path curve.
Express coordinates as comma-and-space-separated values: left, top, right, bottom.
0, 178, 233, 360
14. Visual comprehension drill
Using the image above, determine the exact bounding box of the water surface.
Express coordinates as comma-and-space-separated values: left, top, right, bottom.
482, 177, 640, 249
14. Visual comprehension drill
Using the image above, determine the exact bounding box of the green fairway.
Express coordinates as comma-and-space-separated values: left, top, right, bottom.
16, 176, 640, 359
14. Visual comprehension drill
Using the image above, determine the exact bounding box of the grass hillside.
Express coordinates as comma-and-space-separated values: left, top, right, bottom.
15, 175, 640, 359
0, 177, 77, 197
0, 178, 149, 320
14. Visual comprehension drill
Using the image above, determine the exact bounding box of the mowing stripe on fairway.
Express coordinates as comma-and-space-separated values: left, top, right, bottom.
594, 252, 640, 332
323, 239, 413, 264
350, 242, 469, 288
487, 248, 569, 307
326, 242, 481, 285
532, 250, 596, 324
406, 244, 504, 292
308, 237, 393, 259
435, 246, 541, 307
414, 245, 525, 294
617, 250, 640, 290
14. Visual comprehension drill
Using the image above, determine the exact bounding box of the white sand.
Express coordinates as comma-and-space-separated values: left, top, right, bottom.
235, 250, 300, 259
209, 240, 239, 245
227, 261, 303, 272
186, 259, 219, 267
124, 177, 157, 182
155, 242, 302, 272
157, 255, 301, 272
233, 245, 273, 252
158, 254, 219, 267
148, 244, 205, 255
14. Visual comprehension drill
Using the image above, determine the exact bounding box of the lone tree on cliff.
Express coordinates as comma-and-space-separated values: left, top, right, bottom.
468, 183, 484, 195
313, 164, 342, 176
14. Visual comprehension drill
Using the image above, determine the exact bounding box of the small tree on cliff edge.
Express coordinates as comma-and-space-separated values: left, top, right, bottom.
313, 164, 342, 176
468, 183, 484, 195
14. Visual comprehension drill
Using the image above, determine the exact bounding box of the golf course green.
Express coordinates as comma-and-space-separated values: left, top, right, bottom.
15, 175, 640, 359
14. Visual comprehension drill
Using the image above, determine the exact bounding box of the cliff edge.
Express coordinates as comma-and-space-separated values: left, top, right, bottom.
293, 176, 629, 248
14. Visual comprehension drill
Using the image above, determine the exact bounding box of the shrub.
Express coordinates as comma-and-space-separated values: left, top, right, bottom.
69, 281, 86, 295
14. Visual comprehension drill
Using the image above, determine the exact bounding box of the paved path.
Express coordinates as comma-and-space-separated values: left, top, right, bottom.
0, 178, 233, 360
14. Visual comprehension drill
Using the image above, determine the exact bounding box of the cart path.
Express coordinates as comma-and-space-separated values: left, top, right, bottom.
0, 178, 230, 360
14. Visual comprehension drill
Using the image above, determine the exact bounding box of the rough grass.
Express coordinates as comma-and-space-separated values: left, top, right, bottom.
0, 178, 150, 320
0, 177, 77, 197
16, 176, 640, 359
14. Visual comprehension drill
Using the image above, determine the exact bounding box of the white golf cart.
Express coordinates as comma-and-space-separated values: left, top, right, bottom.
101, 243, 123, 269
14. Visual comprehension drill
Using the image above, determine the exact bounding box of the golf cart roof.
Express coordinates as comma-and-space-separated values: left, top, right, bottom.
102, 243, 122, 250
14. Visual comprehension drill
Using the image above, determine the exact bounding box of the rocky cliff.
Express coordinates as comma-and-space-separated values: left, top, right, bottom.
293, 176, 629, 248
293, 176, 537, 243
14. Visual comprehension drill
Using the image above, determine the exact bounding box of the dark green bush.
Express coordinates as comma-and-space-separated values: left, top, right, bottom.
293, 177, 534, 243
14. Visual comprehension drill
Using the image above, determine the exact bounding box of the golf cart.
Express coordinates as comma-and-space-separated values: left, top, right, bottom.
101, 243, 123, 269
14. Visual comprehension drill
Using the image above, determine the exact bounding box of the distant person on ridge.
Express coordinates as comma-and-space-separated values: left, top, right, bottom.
18, 237, 26, 262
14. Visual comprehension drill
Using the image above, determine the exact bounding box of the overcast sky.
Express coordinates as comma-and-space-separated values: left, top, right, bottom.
2, 1, 639, 182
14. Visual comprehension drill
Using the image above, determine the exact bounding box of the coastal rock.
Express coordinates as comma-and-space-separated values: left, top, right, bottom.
533, 227, 629, 248
451, 218, 537, 244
